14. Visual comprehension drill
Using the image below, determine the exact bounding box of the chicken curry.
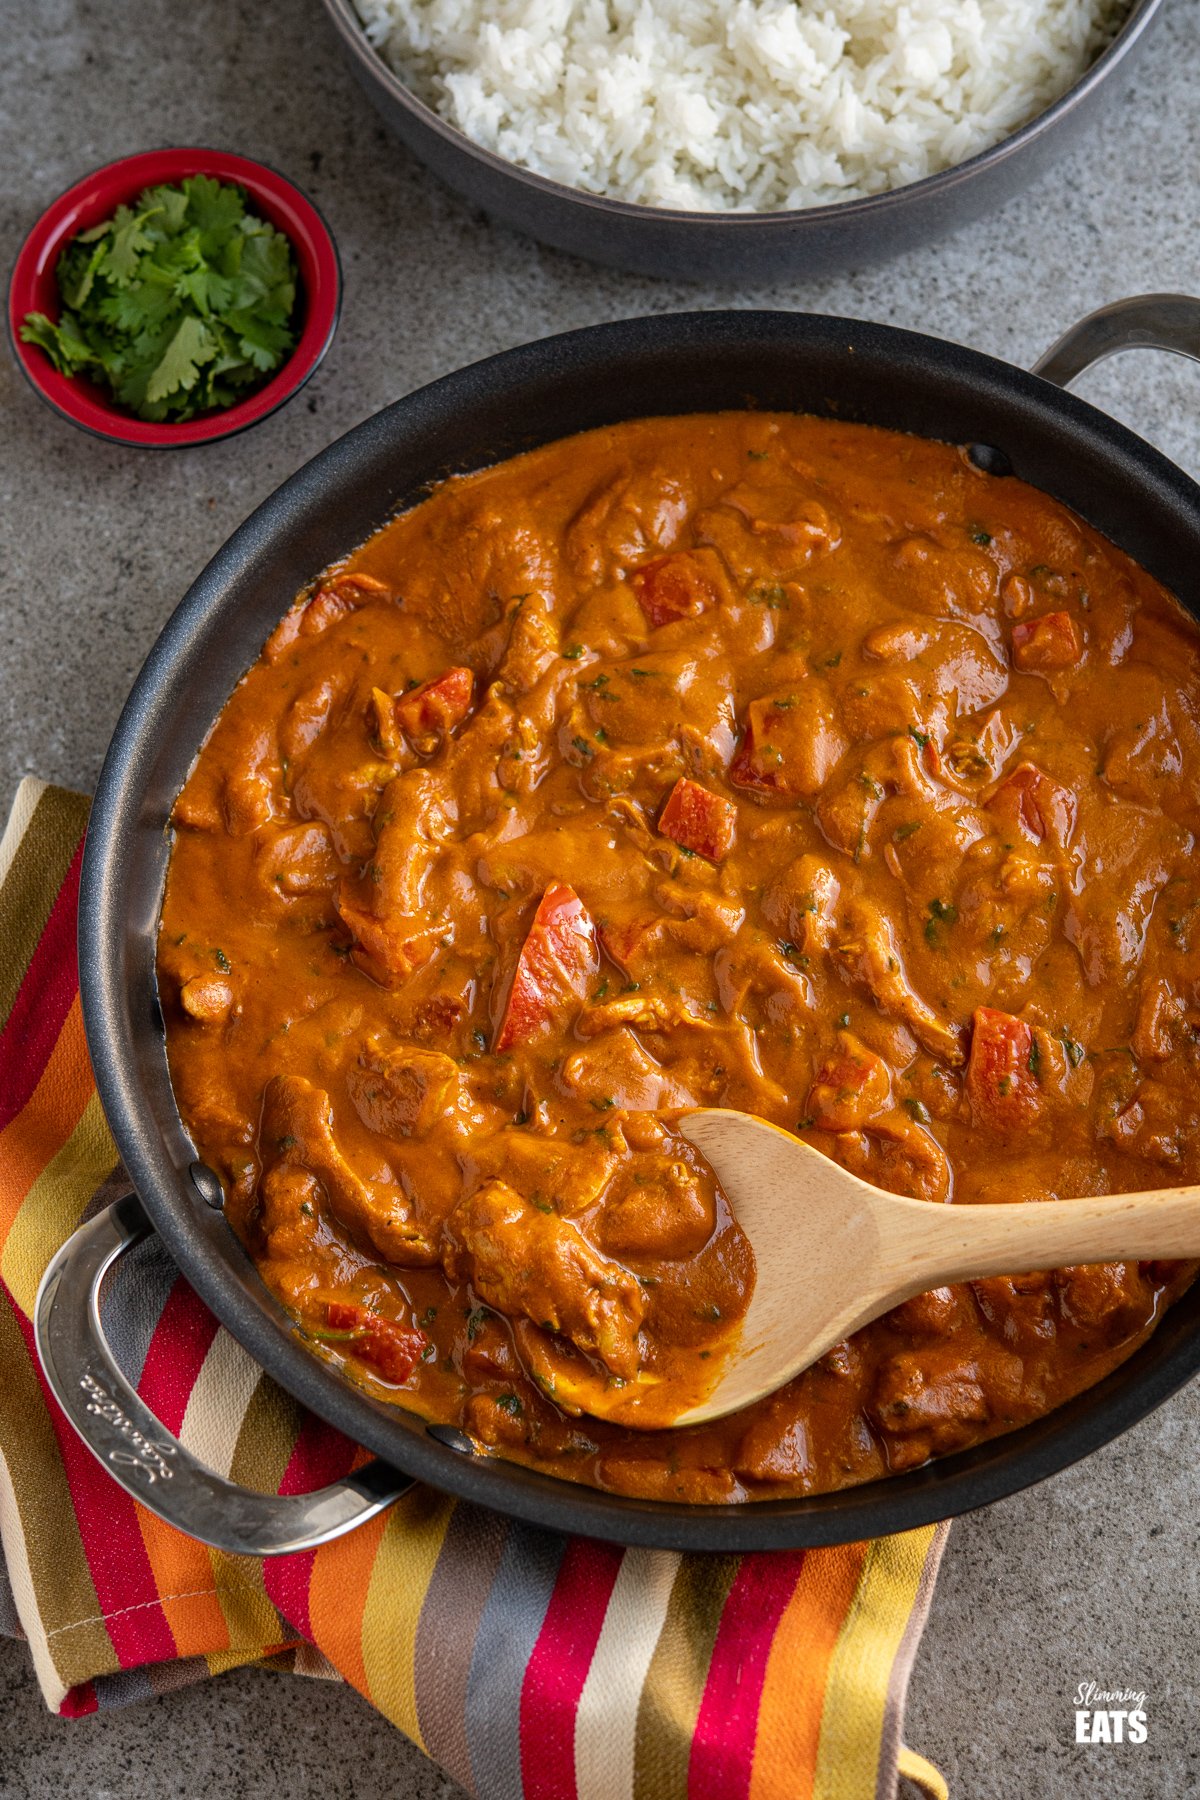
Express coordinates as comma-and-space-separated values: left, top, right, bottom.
159, 412, 1200, 1504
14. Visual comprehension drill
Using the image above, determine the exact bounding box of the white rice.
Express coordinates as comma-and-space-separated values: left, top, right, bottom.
353, 0, 1127, 213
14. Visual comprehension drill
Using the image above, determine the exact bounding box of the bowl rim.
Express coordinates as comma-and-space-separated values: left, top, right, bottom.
321, 0, 1161, 229
6, 145, 342, 449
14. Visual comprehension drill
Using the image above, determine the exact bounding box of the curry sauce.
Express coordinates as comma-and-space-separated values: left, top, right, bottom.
159, 413, 1200, 1503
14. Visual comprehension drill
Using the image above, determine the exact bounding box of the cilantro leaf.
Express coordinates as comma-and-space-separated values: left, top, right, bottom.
19, 176, 299, 424
176, 265, 235, 318
58, 237, 108, 312
184, 174, 246, 242
19, 311, 97, 376
102, 204, 158, 285
226, 309, 294, 371
140, 183, 190, 232
144, 315, 216, 404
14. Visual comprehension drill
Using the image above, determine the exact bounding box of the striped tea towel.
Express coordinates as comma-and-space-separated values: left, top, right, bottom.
0, 778, 949, 1800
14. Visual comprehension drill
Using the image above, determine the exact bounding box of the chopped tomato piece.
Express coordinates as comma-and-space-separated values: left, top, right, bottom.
301, 590, 350, 636
265, 572, 391, 660
325, 1301, 427, 1384
806, 1033, 892, 1131
658, 776, 736, 862
1011, 611, 1082, 671
335, 892, 436, 987
965, 1007, 1042, 1131
300, 571, 391, 640
987, 762, 1076, 847
330, 571, 391, 603
394, 666, 475, 742
630, 551, 720, 629
495, 883, 599, 1051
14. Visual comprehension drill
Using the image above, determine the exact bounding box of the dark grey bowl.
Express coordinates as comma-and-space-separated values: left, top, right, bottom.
319, 0, 1163, 282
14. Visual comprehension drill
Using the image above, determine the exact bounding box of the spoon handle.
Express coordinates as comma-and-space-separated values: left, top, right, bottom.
897, 1186, 1200, 1288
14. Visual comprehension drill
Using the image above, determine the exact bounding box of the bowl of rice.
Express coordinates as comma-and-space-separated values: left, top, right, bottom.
321, 0, 1158, 282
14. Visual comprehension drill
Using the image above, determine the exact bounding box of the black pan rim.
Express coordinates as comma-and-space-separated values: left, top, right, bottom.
79, 305, 1200, 1551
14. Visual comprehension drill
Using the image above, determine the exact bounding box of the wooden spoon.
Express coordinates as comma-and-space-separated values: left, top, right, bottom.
669, 1108, 1200, 1429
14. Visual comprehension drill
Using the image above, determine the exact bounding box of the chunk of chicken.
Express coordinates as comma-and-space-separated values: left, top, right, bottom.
443, 1179, 645, 1379
762, 855, 840, 955
179, 974, 235, 1025
347, 1041, 461, 1140
730, 683, 847, 798
832, 898, 963, 1064
260, 1074, 437, 1265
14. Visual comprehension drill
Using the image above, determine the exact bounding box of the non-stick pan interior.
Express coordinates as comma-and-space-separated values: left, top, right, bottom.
80, 310, 1200, 1549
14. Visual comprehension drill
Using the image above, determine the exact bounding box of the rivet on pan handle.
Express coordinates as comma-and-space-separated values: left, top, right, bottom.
1032, 293, 1200, 388
34, 1192, 414, 1556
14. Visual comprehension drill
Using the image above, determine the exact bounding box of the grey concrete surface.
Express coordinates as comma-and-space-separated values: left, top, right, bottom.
2, 0, 1199, 1795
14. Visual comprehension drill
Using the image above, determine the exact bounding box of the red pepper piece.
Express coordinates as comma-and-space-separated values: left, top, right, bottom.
988, 762, 1076, 846
325, 1301, 427, 1384
1011, 611, 1082, 671
264, 573, 392, 660
495, 883, 599, 1051
630, 552, 720, 630
658, 776, 737, 862
395, 666, 475, 739
965, 1007, 1042, 1131
806, 1035, 892, 1132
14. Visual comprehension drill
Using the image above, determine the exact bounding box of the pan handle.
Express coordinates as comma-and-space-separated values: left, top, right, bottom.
34, 1192, 414, 1556
1032, 293, 1200, 388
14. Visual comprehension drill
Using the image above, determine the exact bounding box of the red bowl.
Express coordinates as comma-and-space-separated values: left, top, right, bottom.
7, 147, 341, 448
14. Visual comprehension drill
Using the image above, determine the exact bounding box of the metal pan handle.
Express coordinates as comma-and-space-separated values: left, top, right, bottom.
1032, 293, 1200, 388
34, 1192, 414, 1556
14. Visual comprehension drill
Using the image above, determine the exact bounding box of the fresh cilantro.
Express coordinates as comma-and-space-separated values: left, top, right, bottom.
20, 175, 299, 423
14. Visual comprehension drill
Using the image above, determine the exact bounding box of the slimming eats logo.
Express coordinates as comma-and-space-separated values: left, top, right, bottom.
1074, 1682, 1148, 1744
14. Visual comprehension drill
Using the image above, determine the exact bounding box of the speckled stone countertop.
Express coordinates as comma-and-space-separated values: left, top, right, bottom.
3, 2, 1199, 1795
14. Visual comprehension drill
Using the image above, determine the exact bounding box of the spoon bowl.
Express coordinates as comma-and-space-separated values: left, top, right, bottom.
669, 1108, 1200, 1428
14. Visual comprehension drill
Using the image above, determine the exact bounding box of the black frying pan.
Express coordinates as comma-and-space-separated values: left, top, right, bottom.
35, 299, 1200, 1556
